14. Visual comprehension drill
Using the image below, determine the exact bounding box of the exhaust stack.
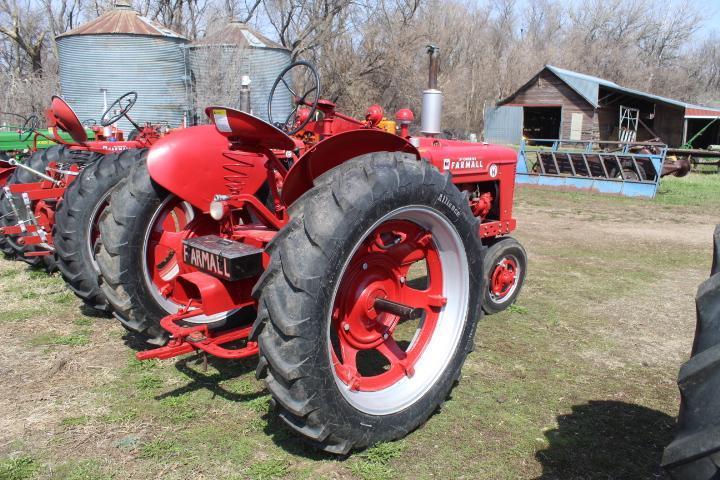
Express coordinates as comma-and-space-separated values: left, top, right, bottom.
239, 75, 251, 114
421, 45, 442, 136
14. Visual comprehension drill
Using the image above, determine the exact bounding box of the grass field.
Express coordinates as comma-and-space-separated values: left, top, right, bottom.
0, 173, 718, 479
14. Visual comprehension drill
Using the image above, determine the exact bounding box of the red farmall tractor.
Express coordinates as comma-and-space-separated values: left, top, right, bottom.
0, 92, 165, 275
96, 50, 527, 453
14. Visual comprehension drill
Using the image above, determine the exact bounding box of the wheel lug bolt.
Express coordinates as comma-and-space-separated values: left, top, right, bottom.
362, 263, 368, 270
383, 333, 389, 339
343, 323, 350, 332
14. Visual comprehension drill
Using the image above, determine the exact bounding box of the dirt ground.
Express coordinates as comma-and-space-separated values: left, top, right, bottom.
0, 183, 716, 480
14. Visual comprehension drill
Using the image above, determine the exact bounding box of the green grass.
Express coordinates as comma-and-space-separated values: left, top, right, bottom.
52, 460, 108, 480
0, 457, 40, 480
248, 459, 290, 479
135, 374, 163, 391
657, 172, 720, 207
349, 442, 405, 480
60, 416, 89, 427
138, 439, 182, 460
31, 329, 90, 347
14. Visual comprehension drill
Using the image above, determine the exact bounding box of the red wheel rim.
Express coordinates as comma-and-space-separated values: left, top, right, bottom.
490, 256, 518, 301
142, 196, 217, 310
330, 219, 446, 392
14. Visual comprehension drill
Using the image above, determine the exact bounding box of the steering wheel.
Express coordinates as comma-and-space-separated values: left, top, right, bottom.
18, 114, 39, 142
267, 61, 320, 136
101, 91, 137, 126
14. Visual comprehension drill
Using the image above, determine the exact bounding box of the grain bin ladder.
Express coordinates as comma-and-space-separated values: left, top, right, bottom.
516, 139, 667, 198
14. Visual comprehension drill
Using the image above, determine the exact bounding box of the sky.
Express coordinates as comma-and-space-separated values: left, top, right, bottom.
511, 0, 720, 38
697, 0, 720, 37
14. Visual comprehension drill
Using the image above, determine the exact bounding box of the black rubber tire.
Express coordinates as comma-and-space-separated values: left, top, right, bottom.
609, 166, 642, 181
0, 145, 67, 268
662, 225, 720, 479
482, 236, 527, 314
95, 158, 175, 345
250, 152, 484, 454
55, 149, 147, 312
0, 190, 14, 258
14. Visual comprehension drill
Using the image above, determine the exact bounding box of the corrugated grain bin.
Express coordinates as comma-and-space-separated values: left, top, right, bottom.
189, 21, 292, 123
56, 0, 189, 132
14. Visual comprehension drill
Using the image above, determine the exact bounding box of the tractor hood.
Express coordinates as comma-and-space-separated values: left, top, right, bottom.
414, 137, 518, 168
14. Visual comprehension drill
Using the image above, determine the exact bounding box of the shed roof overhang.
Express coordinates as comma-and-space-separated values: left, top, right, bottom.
498, 65, 720, 118
685, 108, 720, 119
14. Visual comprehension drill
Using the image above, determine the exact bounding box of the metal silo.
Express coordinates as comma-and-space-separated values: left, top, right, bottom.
56, 1, 189, 132
189, 21, 292, 123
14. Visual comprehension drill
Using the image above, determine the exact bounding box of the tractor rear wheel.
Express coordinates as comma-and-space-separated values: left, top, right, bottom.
252, 152, 484, 453
55, 149, 147, 312
0, 145, 67, 268
482, 236, 527, 314
95, 158, 236, 345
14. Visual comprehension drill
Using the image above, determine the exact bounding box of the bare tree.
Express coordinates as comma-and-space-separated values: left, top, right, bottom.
0, 0, 46, 74
262, 0, 352, 59
0, 0, 716, 131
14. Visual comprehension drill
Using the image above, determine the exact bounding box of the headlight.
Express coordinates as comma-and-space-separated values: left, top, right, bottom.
209, 200, 227, 220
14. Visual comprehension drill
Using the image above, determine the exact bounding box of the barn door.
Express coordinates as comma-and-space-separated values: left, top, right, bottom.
619, 106, 639, 143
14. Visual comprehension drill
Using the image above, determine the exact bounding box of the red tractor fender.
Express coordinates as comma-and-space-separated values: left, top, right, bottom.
281, 129, 420, 206
147, 125, 269, 212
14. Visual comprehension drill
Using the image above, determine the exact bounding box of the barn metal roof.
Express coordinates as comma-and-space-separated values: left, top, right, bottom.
505, 65, 720, 118
194, 21, 287, 50
56, 1, 186, 39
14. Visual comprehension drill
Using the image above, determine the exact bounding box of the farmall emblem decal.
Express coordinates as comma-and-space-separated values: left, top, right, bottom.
489, 164, 498, 178
442, 157, 483, 170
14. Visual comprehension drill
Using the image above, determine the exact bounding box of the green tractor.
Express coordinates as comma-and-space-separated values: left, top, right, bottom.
0, 113, 95, 185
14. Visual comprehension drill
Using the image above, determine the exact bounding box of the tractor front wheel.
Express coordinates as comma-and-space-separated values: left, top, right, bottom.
482, 236, 527, 314
252, 152, 484, 453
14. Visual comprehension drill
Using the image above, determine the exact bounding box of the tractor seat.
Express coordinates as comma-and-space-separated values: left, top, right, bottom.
205, 107, 295, 151
48, 96, 88, 144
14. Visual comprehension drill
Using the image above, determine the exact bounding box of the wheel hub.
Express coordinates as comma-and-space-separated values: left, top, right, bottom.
330, 218, 452, 393
336, 258, 399, 350
491, 257, 518, 298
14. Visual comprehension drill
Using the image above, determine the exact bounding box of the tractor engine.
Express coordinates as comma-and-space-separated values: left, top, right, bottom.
414, 136, 517, 236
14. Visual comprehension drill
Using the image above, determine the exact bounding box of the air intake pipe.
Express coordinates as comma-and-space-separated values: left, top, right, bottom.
421, 45, 442, 136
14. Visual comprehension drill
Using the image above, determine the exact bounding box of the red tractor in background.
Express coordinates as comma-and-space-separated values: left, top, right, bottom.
96, 47, 527, 453
0, 92, 167, 274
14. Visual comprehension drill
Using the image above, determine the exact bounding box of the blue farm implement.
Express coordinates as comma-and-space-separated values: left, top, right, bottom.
516, 139, 690, 198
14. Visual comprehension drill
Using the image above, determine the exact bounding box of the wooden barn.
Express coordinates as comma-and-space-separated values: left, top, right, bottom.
483, 65, 720, 148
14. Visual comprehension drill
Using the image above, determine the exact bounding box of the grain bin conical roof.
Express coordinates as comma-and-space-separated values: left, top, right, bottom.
56, 0, 185, 39
196, 20, 286, 50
